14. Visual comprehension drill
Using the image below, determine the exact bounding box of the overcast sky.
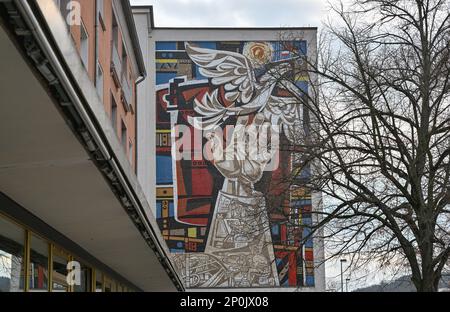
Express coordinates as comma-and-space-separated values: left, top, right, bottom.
131, 0, 330, 28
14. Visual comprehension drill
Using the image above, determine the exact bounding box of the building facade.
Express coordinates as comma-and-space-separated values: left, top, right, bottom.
133, 7, 325, 291
0, 0, 182, 291
59, 0, 143, 170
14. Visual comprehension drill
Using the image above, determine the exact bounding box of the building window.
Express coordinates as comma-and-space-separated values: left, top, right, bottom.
74, 261, 92, 292
122, 43, 128, 80
97, 0, 104, 18
111, 94, 117, 134
96, 62, 103, 103
54, 0, 70, 23
0, 217, 25, 292
29, 234, 49, 292
0, 214, 135, 292
104, 276, 115, 292
51, 247, 69, 292
121, 121, 127, 152
96, 0, 105, 30
112, 13, 119, 52
95, 20, 101, 86
80, 21, 89, 70
129, 141, 133, 164
95, 271, 103, 292
111, 12, 121, 87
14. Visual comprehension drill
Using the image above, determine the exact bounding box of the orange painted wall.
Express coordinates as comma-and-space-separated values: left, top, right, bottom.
68, 0, 137, 171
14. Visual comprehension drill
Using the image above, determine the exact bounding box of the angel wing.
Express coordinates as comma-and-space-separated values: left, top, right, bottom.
185, 42, 257, 104
263, 95, 304, 143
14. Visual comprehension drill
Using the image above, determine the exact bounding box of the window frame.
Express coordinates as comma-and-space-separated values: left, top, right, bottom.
96, 61, 104, 103
79, 19, 89, 71
0, 212, 136, 292
111, 93, 118, 135
97, 0, 105, 30
28, 232, 51, 292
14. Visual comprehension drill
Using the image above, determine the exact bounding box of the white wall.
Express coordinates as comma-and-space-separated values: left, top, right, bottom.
133, 9, 156, 215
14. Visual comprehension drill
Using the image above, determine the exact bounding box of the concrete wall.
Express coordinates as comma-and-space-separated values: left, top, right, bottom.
133, 7, 156, 212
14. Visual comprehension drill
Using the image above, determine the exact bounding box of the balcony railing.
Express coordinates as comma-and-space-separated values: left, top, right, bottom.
121, 76, 132, 111
110, 44, 121, 86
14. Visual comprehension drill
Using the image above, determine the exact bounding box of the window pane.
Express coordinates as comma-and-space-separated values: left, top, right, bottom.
74, 262, 91, 292
129, 142, 133, 164
121, 121, 127, 151
29, 234, 49, 291
112, 14, 118, 50
0, 217, 25, 292
95, 271, 103, 292
97, 0, 104, 19
96, 63, 103, 103
80, 22, 89, 70
104, 277, 112, 292
55, 0, 70, 25
111, 94, 117, 133
52, 248, 68, 292
121, 43, 127, 80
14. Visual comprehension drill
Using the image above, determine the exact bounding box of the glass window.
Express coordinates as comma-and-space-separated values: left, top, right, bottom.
111, 94, 117, 134
0, 217, 25, 292
121, 43, 128, 81
29, 234, 49, 291
96, 62, 104, 103
54, 0, 70, 24
95, 270, 103, 292
129, 141, 133, 164
112, 13, 118, 51
97, 0, 104, 21
104, 276, 113, 292
121, 121, 127, 151
74, 261, 92, 292
52, 247, 69, 292
80, 21, 89, 70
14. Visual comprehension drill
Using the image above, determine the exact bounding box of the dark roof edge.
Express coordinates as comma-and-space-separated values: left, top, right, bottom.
121, 0, 146, 77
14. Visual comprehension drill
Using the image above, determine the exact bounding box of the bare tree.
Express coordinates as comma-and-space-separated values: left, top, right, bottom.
262, 0, 449, 291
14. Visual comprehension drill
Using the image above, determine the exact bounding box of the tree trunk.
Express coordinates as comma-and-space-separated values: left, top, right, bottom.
412, 272, 440, 292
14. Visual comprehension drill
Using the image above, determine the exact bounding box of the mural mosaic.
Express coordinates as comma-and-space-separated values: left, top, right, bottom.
155, 40, 315, 288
